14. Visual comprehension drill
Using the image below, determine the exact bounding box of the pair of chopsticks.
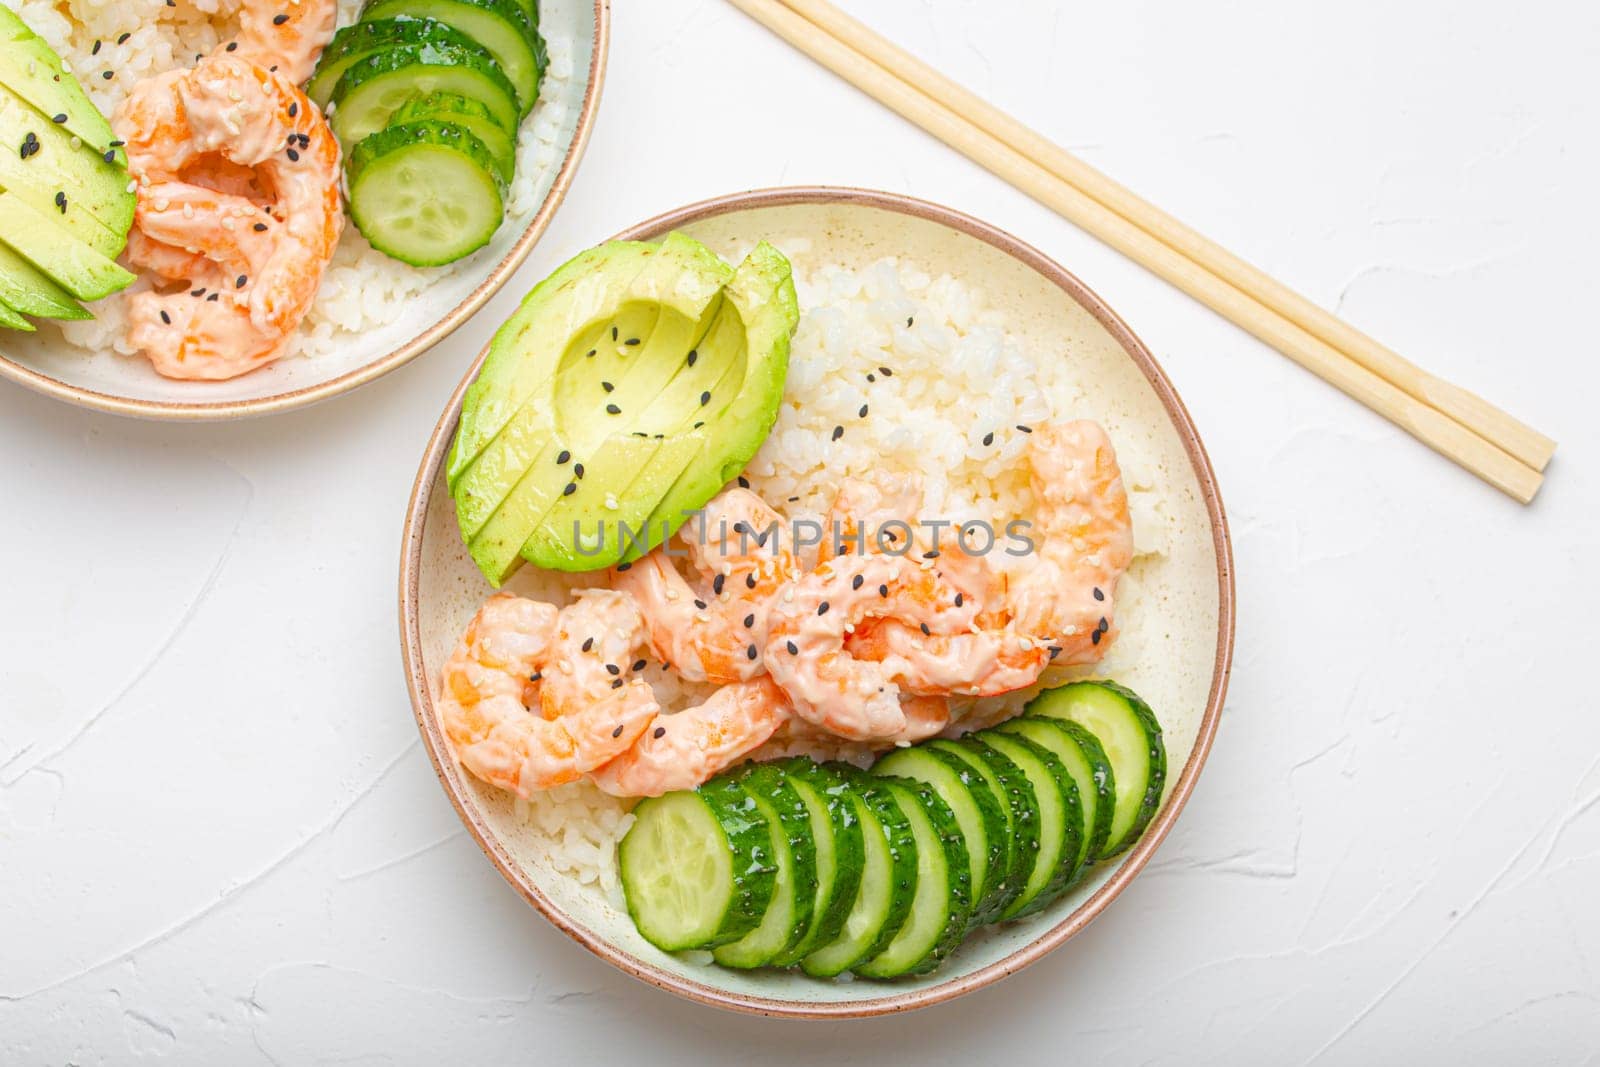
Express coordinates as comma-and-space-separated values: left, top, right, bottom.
727, 0, 1556, 504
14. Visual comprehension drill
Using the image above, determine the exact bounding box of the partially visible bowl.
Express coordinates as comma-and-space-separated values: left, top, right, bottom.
399, 186, 1235, 1017
0, 0, 609, 421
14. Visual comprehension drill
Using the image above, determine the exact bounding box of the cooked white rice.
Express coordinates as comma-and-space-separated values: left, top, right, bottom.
4, 0, 574, 360
497, 254, 1174, 905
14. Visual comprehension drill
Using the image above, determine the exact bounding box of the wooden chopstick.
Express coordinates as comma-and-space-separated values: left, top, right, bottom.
727, 0, 1550, 504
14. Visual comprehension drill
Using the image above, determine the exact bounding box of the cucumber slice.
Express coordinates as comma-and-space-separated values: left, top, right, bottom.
347, 120, 504, 267
712, 765, 818, 969
873, 745, 1006, 928
999, 717, 1115, 865
1026, 681, 1166, 857
307, 18, 480, 108
329, 41, 520, 146
926, 738, 1038, 923
769, 760, 864, 968
973, 731, 1083, 921
362, 0, 544, 115
618, 781, 776, 951
392, 90, 516, 180
994, 720, 1096, 883
801, 774, 916, 978
854, 778, 971, 978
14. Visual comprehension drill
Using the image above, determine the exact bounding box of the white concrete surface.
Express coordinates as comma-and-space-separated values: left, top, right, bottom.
3, 0, 1597, 1061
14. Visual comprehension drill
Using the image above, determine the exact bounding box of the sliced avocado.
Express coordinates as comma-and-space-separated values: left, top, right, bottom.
0, 7, 123, 158
460, 232, 733, 583
0, 83, 134, 247
447, 240, 658, 490
0, 295, 35, 331
0, 240, 88, 319
629, 242, 797, 556
0, 191, 134, 301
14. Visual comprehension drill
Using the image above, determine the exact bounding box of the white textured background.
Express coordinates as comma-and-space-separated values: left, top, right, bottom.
3, 1, 1597, 1062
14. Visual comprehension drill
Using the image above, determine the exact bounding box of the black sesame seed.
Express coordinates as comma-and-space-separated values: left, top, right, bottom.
611, 326, 618, 341
906, 316, 914, 327
272, 12, 289, 23
1048, 646, 1062, 659
190, 288, 205, 297
159, 310, 171, 324
712, 574, 726, 595
288, 102, 298, 118
878, 584, 888, 598
286, 147, 299, 161
1016, 424, 1033, 434
612, 725, 624, 738
786, 641, 799, 656
686, 349, 698, 366
579, 637, 594, 653
922, 550, 939, 559
878, 365, 893, 376
207, 293, 219, 302
556, 450, 571, 464
1093, 587, 1105, 602
1091, 630, 1102, 646
563, 482, 577, 496
601, 381, 614, 392
954, 593, 964, 607
611, 678, 623, 689
529, 671, 542, 682
858, 404, 868, 418
982, 432, 995, 446
746, 644, 758, 660
101, 148, 114, 163
615, 561, 632, 572
694, 599, 707, 610
225, 41, 237, 51
831, 425, 843, 441
117, 32, 130, 43
866, 373, 876, 383
693, 421, 704, 429
737, 476, 750, 489
605, 403, 621, 414
653, 726, 666, 739
631, 659, 647, 672
92, 39, 102, 54
605, 663, 620, 675
743, 613, 755, 628
52, 113, 66, 123
851, 575, 864, 590
586, 348, 596, 358
700, 391, 711, 406
54, 190, 65, 205
253, 222, 268, 232
101, 70, 113, 80
920, 622, 932, 636
817, 602, 829, 616
624, 337, 640, 346
236, 275, 247, 288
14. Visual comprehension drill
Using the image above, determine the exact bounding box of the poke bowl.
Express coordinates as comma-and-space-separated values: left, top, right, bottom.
0, 0, 608, 419
399, 186, 1235, 1016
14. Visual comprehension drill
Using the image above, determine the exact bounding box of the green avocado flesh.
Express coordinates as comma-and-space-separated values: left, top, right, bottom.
0, 6, 134, 327
448, 232, 797, 585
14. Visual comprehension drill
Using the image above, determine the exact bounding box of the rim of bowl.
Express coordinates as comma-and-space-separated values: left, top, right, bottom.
399, 185, 1236, 1019
0, 0, 611, 422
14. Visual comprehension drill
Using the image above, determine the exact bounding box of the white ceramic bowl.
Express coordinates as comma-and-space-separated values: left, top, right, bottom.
0, 0, 609, 420
400, 187, 1235, 1017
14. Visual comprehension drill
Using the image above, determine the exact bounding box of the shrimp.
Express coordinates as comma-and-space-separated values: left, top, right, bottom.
613, 488, 799, 684
823, 476, 1049, 698
1006, 421, 1134, 664
538, 589, 657, 722
114, 55, 341, 380
436, 593, 657, 797
226, 0, 339, 85
764, 553, 978, 741
587, 677, 793, 798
